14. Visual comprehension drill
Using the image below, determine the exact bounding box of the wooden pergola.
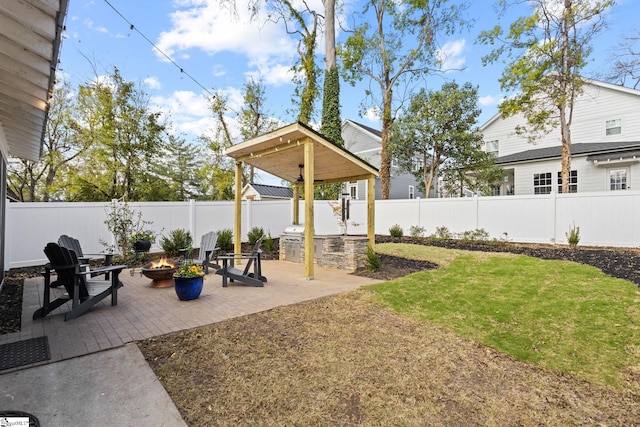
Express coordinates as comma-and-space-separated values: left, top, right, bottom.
224, 122, 379, 280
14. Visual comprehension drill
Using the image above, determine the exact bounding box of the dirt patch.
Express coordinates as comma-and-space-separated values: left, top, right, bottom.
139, 291, 640, 426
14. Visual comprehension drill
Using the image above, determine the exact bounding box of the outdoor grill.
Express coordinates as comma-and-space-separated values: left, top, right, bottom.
281, 225, 304, 262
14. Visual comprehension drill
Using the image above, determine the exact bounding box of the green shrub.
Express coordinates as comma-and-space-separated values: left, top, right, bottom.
160, 229, 192, 258
460, 228, 490, 243
217, 228, 233, 252
431, 226, 453, 240
247, 227, 265, 245
566, 223, 580, 249
365, 245, 381, 272
409, 225, 426, 238
389, 224, 403, 238
263, 232, 276, 254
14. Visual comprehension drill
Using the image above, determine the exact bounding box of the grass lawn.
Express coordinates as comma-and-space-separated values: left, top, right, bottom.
371, 243, 640, 387
139, 244, 640, 425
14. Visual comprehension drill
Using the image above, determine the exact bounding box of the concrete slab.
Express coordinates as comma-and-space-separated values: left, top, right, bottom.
0, 343, 186, 427
0, 260, 382, 425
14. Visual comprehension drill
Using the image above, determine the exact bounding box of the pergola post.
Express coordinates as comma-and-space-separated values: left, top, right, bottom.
234, 161, 243, 257
368, 175, 375, 247
304, 139, 314, 279
293, 184, 300, 225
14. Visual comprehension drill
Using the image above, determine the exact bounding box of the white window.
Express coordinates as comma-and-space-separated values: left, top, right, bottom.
490, 185, 500, 196
533, 172, 552, 194
414, 157, 424, 172
348, 181, 358, 199
486, 140, 499, 156
408, 185, 415, 199
557, 170, 578, 193
609, 169, 628, 190
606, 119, 622, 136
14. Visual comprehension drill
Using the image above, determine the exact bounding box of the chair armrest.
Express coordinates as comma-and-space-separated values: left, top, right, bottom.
44, 262, 76, 271
76, 264, 127, 276
221, 252, 260, 257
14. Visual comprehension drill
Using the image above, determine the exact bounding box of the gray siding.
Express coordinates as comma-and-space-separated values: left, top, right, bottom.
342, 119, 426, 199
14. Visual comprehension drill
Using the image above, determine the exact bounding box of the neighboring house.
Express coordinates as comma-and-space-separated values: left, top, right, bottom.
242, 183, 293, 201
341, 120, 427, 200
482, 78, 640, 196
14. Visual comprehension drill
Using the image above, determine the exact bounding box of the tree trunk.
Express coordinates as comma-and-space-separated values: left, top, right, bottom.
380, 86, 393, 199
324, 0, 336, 70
560, 109, 572, 194
559, 0, 572, 194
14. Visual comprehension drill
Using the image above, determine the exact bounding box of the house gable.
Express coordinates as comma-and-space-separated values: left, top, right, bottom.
242, 183, 293, 200
341, 119, 427, 199
341, 120, 383, 168
482, 79, 640, 159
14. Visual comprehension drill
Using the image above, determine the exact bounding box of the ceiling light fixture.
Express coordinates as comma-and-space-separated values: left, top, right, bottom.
296, 164, 304, 183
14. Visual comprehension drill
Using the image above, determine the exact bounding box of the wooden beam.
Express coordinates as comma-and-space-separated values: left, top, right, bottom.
304, 140, 314, 279
234, 138, 303, 162
234, 161, 243, 258
312, 173, 378, 186
368, 176, 376, 248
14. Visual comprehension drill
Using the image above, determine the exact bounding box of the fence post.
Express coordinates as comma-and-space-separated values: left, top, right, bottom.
550, 191, 557, 244
246, 199, 252, 238
110, 199, 118, 250
189, 199, 196, 239
416, 197, 421, 227
475, 194, 480, 230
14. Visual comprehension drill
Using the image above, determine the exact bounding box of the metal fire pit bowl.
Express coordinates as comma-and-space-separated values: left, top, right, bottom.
141, 259, 179, 288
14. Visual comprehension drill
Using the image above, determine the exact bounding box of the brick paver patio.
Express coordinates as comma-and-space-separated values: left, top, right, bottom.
0, 260, 382, 366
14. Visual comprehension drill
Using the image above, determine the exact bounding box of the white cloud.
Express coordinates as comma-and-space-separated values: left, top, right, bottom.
245, 63, 294, 86
144, 77, 162, 90
150, 87, 244, 140
436, 39, 467, 72
84, 18, 108, 33
156, 0, 298, 85
151, 90, 211, 136
211, 64, 227, 77
363, 106, 381, 123
479, 94, 503, 107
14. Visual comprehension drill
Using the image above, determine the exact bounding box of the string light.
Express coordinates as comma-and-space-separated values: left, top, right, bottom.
103, 0, 216, 100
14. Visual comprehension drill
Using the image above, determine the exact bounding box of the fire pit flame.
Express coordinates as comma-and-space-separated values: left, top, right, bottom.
149, 257, 176, 269
141, 258, 179, 287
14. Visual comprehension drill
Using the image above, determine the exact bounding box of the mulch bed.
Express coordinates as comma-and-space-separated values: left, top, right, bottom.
374, 235, 640, 286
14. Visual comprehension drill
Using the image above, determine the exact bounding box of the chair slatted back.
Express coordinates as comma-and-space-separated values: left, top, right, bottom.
200, 231, 218, 252
58, 235, 84, 258
44, 243, 89, 299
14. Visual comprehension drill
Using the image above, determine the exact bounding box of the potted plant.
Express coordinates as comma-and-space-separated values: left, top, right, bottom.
131, 230, 156, 252
173, 261, 205, 300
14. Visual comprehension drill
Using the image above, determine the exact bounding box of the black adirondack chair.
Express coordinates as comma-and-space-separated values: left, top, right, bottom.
33, 243, 126, 321
58, 234, 113, 271
215, 236, 267, 287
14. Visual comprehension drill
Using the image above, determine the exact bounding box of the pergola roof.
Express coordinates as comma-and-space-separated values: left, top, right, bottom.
225, 122, 378, 184
0, 0, 68, 162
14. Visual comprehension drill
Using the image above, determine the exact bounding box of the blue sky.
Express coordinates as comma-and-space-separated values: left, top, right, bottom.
58, 0, 637, 150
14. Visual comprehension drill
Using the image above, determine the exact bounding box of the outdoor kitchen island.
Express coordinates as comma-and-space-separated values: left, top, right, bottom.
280, 225, 369, 272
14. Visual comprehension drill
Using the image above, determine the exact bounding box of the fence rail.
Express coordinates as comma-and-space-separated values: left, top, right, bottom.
6, 190, 640, 268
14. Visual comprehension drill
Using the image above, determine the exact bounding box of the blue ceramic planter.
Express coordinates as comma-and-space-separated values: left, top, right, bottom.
174, 276, 204, 300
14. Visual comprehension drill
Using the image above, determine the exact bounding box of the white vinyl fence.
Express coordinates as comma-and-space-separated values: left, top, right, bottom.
6, 190, 640, 268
